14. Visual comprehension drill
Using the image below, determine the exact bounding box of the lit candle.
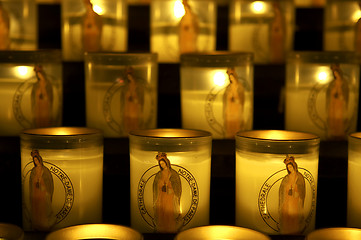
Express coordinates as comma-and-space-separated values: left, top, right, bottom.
324, 1, 361, 52
129, 129, 212, 233
180, 52, 254, 139
150, 0, 216, 63
174, 225, 271, 240
0, 50, 63, 136
229, 0, 295, 64
285, 51, 360, 141
347, 132, 361, 228
61, 0, 128, 61
46, 224, 143, 240
20, 127, 103, 231
85, 52, 158, 138
235, 130, 319, 235
306, 227, 361, 240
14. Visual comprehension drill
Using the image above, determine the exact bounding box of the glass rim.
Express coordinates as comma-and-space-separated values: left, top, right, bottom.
129, 128, 211, 139
236, 130, 320, 142
306, 227, 361, 239
0, 223, 24, 240
21, 127, 102, 137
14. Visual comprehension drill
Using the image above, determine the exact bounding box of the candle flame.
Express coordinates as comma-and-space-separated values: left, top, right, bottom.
353, 10, 361, 23
174, 0, 185, 19
251, 1, 266, 13
14, 66, 32, 79
213, 71, 227, 87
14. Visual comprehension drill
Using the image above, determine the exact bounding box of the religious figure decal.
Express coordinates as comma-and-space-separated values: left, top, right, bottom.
29, 150, 56, 231
0, 2, 10, 50
278, 155, 306, 234
355, 2, 361, 54
153, 152, 182, 233
82, 0, 102, 52
269, 1, 285, 63
179, 0, 199, 54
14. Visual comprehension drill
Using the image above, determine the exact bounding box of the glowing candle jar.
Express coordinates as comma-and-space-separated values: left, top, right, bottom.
285, 51, 360, 141
0, 50, 63, 136
229, 0, 295, 64
235, 130, 320, 235
150, 0, 216, 63
0, 0, 37, 50
180, 52, 254, 139
129, 129, 212, 233
174, 225, 271, 240
46, 224, 143, 240
85, 52, 158, 138
62, 0, 128, 61
0, 223, 24, 240
20, 127, 103, 231
347, 132, 361, 228
324, 0, 361, 52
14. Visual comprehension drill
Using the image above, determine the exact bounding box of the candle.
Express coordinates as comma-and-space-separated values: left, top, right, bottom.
0, 223, 24, 240
85, 52, 158, 138
0, 50, 63, 136
174, 225, 271, 240
229, 0, 295, 64
180, 52, 254, 139
306, 228, 361, 240
45, 224, 143, 240
150, 0, 216, 63
347, 132, 361, 228
20, 127, 103, 231
129, 129, 212, 233
61, 0, 128, 61
0, 0, 37, 50
285, 51, 360, 141
324, 0, 361, 52
235, 130, 319, 235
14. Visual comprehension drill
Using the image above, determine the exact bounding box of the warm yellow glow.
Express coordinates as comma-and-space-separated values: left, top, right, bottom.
317, 70, 329, 83
213, 71, 227, 87
353, 10, 361, 22
14, 66, 32, 79
251, 1, 266, 13
174, 0, 185, 19
92, 4, 103, 15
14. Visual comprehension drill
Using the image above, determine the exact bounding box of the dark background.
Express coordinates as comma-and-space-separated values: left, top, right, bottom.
0, 2, 353, 240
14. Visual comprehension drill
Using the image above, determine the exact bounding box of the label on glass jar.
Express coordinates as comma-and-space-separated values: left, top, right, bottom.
258, 155, 316, 235
21, 149, 74, 231
137, 152, 199, 233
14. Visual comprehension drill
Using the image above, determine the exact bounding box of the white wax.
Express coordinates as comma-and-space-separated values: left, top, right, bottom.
235, 152, 318, 235
21, 148, 103, 231
181, 90, 253, 139
130, 149, 211, 233
285, 87, 358, 140
347, 151, 361, 228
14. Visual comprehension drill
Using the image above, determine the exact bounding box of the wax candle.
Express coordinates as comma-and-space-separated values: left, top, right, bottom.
46, 224, 143, 240
306, 227, 361, 240
61, 0, 128, 61
235, 130, 319, 235
174, 225, 271, 240
129, 129, 212, 233
324, 0, 361, 52
85, 52, 158, 138
20, 127, 103, 231
229, 0, 295, 64
150, 0, 216, 63
0, 50, 63, 136
180, 52, 254, 139
0, 0, 37, 50
285, 51, 360, 141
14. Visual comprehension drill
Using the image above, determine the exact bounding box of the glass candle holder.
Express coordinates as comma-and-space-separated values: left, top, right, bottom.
0, 50, 63, 136
324, 0, 361, 52
0, 223, 24, 240
285, 51, 360, 141
0, 0, 37, 50
20, 127, 103, 231
306, 227, 361, 240
150, 0, 217, 63
347, 132, 361, 228
180, 52, 254, 139
129, 129, 212, 233
229, 0, 295, 64
235, 130, 320, 235
45, 224, 143, 240
85, 52, 158, 138
174, 225, 271, 240
61, 0, 128, 61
